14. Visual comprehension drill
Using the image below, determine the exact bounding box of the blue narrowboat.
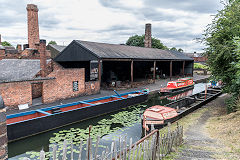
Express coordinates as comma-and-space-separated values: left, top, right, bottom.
7, 89, 149, 142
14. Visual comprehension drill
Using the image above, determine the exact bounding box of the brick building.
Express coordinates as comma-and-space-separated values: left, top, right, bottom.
0, 42, 100, 110
0, 4, 100, 110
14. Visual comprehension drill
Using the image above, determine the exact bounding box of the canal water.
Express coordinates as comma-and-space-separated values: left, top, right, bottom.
8, 83, 206, 160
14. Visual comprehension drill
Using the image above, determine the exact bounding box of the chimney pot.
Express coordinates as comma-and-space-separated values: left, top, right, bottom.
40, 39, 46, 44
17, 44, 22, 52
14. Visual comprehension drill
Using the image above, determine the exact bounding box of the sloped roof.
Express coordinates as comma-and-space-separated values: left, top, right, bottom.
0, 59, 49, 82
48, 44, 66, 52
72, 40, 193, 60
47, 44, 66, 58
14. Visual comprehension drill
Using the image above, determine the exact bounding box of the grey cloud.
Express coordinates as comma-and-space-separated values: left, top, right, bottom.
39, 16, 59, 29
39, 10, 60, 29
0, 0, 27, 27
142, 0, 222, 14
98, 25, 135, 32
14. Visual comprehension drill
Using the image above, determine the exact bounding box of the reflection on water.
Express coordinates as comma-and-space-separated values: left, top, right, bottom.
8, 83, 206, 159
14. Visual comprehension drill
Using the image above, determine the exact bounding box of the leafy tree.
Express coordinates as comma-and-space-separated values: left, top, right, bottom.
126, 35, 168, 49
126, 35, 144, 47
48, 40, 57, 45
1, 41, 12, 46
203, 0, 240, 112
170, 47, 177, 51
178, 48, 184, 52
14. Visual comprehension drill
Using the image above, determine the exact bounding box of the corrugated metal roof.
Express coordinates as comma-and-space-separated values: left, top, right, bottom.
0, 59, 50, 82
74, 40, 193, 60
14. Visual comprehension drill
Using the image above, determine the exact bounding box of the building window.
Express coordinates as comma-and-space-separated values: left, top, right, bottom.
73, 81, 78, 92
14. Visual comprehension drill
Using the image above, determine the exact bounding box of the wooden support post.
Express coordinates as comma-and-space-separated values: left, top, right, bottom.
98, 60, 102, 84
170, 61, 173, 80
153, 61, 156, 81
182, 61, 185, 77
131, 60, 134, 85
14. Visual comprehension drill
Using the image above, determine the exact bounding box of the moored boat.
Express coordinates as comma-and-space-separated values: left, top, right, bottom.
142, 87, 222, 132
160, 77, 194, 94
142, 105, 178, 131
7, 89, 149, 142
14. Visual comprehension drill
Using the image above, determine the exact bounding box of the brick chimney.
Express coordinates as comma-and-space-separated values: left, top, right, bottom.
39, 39, 47, 77
0, 96, 8, 160
26, 4, 39, 49
17, 44, 22, 52
144, 23, 152, 48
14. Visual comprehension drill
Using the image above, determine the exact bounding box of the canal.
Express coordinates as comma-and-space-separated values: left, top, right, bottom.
8, 83, 206, 159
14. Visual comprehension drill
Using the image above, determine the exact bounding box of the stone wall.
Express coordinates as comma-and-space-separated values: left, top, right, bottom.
0, 81, 32, 109
42, 67, 86, 104
0, 96, 8, 160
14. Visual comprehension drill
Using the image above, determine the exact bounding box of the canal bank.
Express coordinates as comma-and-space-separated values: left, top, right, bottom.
6, 74, 209, 115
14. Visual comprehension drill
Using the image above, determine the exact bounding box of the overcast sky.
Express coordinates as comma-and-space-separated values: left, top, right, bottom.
0, 0, 223, 53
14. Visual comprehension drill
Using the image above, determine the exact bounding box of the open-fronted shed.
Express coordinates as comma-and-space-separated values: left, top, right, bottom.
54, 40, 193, 85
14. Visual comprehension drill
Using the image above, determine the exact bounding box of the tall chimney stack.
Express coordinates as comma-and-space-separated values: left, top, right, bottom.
144, 23, 152, 48
39, 39, 47, 77
26, 4, 39, 49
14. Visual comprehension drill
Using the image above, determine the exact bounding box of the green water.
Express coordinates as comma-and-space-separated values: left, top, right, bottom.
8, 83, 206, 159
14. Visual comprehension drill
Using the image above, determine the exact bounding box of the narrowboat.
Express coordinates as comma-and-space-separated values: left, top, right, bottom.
142, 87, 222, 132
7, 89, 149, 142
160, 77, 194, 94
142, 105, 178, 131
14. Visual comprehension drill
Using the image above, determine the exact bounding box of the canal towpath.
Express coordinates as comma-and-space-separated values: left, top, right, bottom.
6, 74, 209, 115
174, 94, 238, 160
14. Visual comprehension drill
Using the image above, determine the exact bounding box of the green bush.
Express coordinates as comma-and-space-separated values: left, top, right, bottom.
225, 95, 240, 113
194, 63, 208, 69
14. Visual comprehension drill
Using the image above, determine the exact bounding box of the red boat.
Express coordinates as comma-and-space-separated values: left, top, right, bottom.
160, 77, 194, 93
167, 89, 193, 101
142, 105, 178, 131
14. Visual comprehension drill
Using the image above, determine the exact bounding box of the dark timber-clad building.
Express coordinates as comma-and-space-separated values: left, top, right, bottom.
54, 40, 193, 86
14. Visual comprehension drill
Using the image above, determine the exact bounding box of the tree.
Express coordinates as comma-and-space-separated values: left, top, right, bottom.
126, 35, 168, 49
48, 40, 57, 45
178, 48, 184, 52
170, 47, 177, 51
1, 41, 12, 46
203, 0, 240, 112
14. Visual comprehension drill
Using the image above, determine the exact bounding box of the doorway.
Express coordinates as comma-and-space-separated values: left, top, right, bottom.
31, 82, 43, 105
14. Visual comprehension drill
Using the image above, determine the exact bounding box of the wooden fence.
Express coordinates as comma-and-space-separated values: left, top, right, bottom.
24, 125, 183, 160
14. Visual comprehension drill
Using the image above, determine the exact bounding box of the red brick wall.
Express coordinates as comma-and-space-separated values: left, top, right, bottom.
42, 68, 86, 104
193, 56, 207, 62
31, 83, 42, 99
0, 50, 4, 60
85, 81, 100, 95
0, 107, 7, 160
0, 82, 32, 109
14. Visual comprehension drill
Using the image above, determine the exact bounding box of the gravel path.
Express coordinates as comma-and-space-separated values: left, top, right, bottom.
175, 95, 228, 160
